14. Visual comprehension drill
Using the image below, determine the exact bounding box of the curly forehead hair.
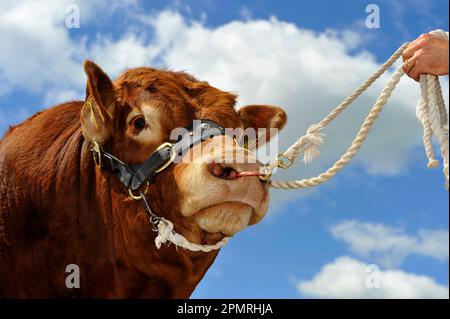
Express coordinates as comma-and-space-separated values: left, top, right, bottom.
113, 67, 237, 109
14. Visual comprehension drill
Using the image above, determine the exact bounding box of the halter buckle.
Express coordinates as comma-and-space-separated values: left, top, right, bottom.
153, 142, 176, 173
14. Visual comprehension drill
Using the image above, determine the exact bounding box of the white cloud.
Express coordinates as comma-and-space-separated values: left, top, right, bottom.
1, 6, 448, 192
0, 0, 137, 100
415, 229, 450, 261
330, 220, 449, 267
0, 0, 82, 94
297, 256, 449, 299
89, 34, 159, 77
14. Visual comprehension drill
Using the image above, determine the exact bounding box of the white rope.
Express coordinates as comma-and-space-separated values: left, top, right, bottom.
155, 218, 229, 252
269, 29, 449, 191
416, 29, 449, 189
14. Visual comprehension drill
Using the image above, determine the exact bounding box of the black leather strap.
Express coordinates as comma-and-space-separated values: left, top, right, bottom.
99, 151, 135, 188
129, 145, 172, 190
173, 119, 226, 157
91, 119, 226, 191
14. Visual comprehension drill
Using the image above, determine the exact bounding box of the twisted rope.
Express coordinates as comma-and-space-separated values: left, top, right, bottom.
269, 29, 449, 190
155, 218, 229, 252
416, 29, 449, 189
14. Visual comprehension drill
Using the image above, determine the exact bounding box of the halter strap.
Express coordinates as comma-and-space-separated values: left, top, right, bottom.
90, 119, 226, 191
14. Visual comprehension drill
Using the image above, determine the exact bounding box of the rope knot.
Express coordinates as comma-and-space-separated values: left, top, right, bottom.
153, 217, 230, 252
303, 124, 325, 163
155, 218, 173, 249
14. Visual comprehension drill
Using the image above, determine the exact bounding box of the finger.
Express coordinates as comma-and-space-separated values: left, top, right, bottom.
402, 62, 408, 74
402, 53, 418, 75
409, 64, 422, 82
402, 41, 421, 60
402, 53, 420, 80
402, 33, 432, 60
407, 51, 423, 81
402, 62, 412, 74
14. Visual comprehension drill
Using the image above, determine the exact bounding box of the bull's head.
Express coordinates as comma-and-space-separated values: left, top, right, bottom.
80, 60, 286, 245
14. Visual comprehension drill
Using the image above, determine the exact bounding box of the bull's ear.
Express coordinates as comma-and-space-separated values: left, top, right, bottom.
80, 60, 116, 143
238, 105, 287, 148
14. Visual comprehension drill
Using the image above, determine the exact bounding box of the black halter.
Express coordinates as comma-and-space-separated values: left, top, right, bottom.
90, 119, 227, 194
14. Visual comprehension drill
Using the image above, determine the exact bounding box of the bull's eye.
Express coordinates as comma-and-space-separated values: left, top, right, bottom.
132, 116, 146, 131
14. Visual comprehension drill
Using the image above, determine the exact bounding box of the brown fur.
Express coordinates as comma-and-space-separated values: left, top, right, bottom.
0, 62, 286, 298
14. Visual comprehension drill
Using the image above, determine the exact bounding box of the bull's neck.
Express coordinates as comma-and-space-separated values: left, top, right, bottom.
78, 139, 219, 298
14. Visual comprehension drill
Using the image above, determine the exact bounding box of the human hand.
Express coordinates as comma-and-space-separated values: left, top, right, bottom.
402, 33, 449, 81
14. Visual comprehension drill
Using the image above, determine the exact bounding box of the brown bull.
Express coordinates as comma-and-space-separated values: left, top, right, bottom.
0, 61, 286, 298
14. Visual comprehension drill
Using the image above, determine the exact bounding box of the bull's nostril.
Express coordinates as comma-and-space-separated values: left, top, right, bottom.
223, 167, 238, 179
210, 163, 238, 180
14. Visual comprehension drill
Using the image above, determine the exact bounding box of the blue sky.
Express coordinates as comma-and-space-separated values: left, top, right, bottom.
0, 0, 448, 298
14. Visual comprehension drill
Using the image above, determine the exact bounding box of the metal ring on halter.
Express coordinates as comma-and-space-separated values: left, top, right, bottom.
277, 153, 293, 169
128, 181, 149, 200
153, 142, 176, 173
259, 173, 272, 182
258, 165, 273, 182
